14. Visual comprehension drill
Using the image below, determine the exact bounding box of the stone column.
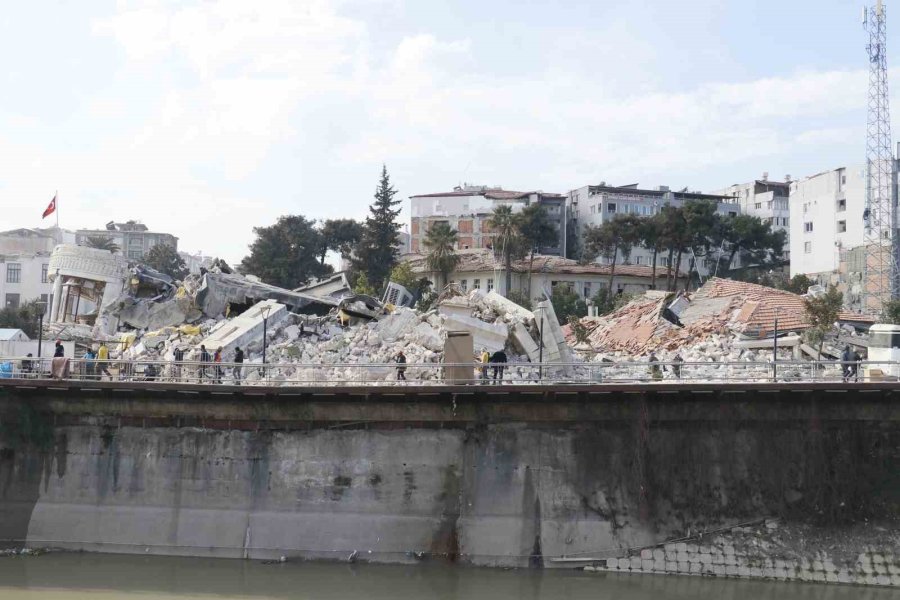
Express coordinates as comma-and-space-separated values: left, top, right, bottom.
48, 272, 63, 323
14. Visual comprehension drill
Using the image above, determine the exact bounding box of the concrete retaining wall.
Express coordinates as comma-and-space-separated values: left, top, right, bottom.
0, 380, 898, 586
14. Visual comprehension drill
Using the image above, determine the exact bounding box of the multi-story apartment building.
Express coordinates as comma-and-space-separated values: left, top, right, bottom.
0, 253, 52, 309
409, 185, 566, 256
566, 183, 740, 274
713, 173, 791, 262
75, 221, 178, 260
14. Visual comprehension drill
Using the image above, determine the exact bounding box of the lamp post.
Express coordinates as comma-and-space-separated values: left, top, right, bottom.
772, 309, 779, 382
260, 303, 272, 382
536, 305, 545, 381
35, 301, 47, 359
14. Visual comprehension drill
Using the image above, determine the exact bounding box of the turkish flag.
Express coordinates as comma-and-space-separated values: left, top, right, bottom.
42, 195, 56, 219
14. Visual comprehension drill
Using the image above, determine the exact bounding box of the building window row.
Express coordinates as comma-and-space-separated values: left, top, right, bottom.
5, 263, 21, 283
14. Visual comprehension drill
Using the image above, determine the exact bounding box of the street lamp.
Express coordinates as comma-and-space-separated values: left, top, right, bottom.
35, 301, 47, 359
260, 303, 272, 379
772, 306, 780, 382
535, 305, 545, 381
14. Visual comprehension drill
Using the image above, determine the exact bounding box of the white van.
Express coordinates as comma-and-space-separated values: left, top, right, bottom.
865, 323, 900, 379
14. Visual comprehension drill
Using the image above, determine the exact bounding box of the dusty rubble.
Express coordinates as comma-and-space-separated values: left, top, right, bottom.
47, 255, 566, 384
565, 278, 875, 381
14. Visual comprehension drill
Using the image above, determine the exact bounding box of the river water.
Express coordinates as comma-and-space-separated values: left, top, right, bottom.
0, 553, 897, 600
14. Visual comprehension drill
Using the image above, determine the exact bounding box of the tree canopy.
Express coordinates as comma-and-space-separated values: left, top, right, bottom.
423, 222, 460, 290
84, 235, 120, 254
352, 165, 402, 293
143, 244, 188, 280
0, 299, 44, 338
240, 215, 332, 289
319, 219, 363, 265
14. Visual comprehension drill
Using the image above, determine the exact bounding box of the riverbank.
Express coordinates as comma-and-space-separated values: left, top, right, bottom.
2, 552, 899, 600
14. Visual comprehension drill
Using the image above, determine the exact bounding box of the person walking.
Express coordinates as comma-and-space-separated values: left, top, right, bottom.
21, 353, 34, 378
850, 348, 862, 382
173, 346, 185, 382
395, 350, 407, 381
198, 345, 211, 382
233, 346, 244, 384
83, 348, 96, 380
213, 347, 223, 384
648, 353, 662, 381
490, 349, 507, 383
97, 342, 111, 380
54, 340, 64, 358
840, 345, 852, 382
479, 348, 490, 383
671, 354, 683, 379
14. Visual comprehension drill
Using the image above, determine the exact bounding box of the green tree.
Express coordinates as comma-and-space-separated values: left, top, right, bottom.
549, 285, 587, 324
657, 205, 687, 291
638, 213, 665, 290
719, 214, 786, 276
487, 204, 525, 297
0, 299, 44, 338
240, 215, 332, 289
352, 272, 378, 296
423, 222, 460, 291
319, 219, 363, 265
568, 314, 591, 345
143, 244, 188, 280
782, 273, 814, 295
518, 203, 559, 297
83, 235, 120, 253
506, 289, 533, 310
803, 285, 843, 358
353, 165, 402, 293
584, 213, 643, 294
682, 200, 721, 291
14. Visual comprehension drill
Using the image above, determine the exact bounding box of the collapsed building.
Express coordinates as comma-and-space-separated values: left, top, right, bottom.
565, 277, 875, 379
43, 244, 571, 384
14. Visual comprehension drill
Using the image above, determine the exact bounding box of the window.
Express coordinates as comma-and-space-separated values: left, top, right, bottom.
755, 202, 762, 209
41, 264, 49, 283
804, 222, 813, 233
584, 282, 592, 298
837, 199, 846, 212
636, 256, 644, 265
459, 279, 467, 292
728, 211, 737, 217
6, 263, 21, 283
837, 220, 847, 233
128, 250, 142, 259
804, 241, 812, 253
783, 217, 789, 226
487, 278, 494, 292
590, 205, 595, 214
40, 294, 49, 306
607, 203, 617, 213
4, 293, 19, 309
473, 279, 481, 290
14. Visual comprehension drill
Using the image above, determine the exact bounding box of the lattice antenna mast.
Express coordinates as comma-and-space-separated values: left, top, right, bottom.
863, 1, 898, 314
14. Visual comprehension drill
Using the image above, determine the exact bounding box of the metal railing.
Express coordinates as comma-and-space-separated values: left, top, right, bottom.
0, 356, 894, 387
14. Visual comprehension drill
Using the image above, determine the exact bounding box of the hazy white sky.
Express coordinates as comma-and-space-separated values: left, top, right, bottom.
0, 0, 892, 263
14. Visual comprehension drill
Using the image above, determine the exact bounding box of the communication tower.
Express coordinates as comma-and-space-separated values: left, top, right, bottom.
863, 1, 899, 314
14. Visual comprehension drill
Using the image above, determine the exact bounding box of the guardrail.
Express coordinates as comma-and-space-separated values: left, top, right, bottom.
0, 356, 893, 386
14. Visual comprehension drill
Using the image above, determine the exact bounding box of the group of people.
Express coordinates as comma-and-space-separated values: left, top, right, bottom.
390, 348, 509, 383
193, 345, 245, 384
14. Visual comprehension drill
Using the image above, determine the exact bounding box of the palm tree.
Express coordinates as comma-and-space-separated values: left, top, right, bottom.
84, 235, 120, 253
423, 222, 460, 290
487, 205, 521, 296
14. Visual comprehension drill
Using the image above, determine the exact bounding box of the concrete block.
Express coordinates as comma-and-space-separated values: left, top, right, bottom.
826, 572, 838, 582
617, 558, 630, 570
664, 543, 677, 553
677, 561, 689, 573
686, 543, 698, 553
891, 575, 900, 586
873, 553, 885, 564
437, 313, 508, 354
864, 575, 878, 586
699, 553, 712, 564
653, 559, 665, 572
665, 561, 677, 572
725, 565, 738, 576
725, 555, 737, 566
877, 575, 891, 586
689, 562, 702, 574
737, 566, 751, 578
652, 549, 664, 562
812, 560, 824, 571
510, 323, 540, 362
640, 549, 653, 560
837, 570, 852, 583
874, 563, 887, 575
199, 300, 288, 357
641, 559, 653, 571
762, 567, 775, 579
713, 565, 725, 576
675, 542, 688, 552
665, 551, 676, 562
676, 551, 688, 562
723, 545, 735, 556
812, 572, 826, 582
630, 557, 641, 570
750, 567, 762, 577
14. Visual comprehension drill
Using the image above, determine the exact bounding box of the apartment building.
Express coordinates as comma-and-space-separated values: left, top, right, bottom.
75, 221, 178, 260
0, 253, 52, 309
566, 183, 740, 274
409, 185, 566, 256
713, 173, 791, 262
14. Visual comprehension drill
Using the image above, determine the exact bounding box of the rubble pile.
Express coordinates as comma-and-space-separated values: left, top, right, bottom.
567, 278, 876, 381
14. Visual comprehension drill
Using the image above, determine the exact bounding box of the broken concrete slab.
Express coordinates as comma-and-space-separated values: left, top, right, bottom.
197, 272, 338, 318
198, 300, 288, 357
441, 313, 508, 354
511, 322, 540, 362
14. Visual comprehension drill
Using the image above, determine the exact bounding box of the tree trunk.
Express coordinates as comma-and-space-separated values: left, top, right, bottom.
665, 248, 674, 291
527, 247, 536, 300
607, 247, 618, 294
650, 247, 658, 289
505, 246, 512, 297
673, 249, 683, 292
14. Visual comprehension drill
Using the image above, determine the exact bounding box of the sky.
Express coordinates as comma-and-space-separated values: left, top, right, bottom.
0, 0, 894, 264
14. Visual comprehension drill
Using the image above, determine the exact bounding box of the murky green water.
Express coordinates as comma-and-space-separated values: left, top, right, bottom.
0, 553, 897, 600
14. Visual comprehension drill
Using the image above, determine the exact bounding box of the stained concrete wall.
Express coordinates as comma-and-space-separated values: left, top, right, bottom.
0, 381, 898, 570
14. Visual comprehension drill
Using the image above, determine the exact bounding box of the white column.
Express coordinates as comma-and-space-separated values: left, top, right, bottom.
48, 273, 63, 323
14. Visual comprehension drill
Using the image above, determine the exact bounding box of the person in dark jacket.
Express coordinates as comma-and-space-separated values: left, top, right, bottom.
198, 345, 211, 382
840, 345, 852, 382
850, 348, 862, 382
54, 340, 64, 358
490, 349, 507, 383
395, 351, 407, 381
233, 346, 244, 384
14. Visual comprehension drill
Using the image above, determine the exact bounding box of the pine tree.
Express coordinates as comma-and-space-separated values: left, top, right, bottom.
353, 165, 402, 292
